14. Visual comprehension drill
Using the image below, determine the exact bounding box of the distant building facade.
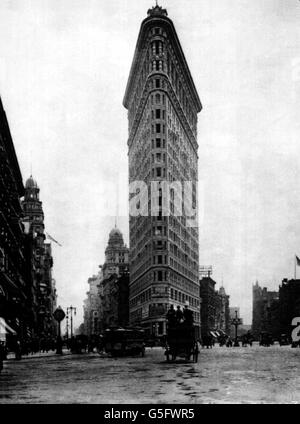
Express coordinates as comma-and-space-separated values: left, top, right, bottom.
83, 227, 129, 334
200, 277, 230, 338
102, 228, 129, 279
216, 286, 230, 335
100, 271, 129, 330
279, 278, 300, 336
99, 228, 129, 330
252, 281, 279, 339
83, 272, 102, 336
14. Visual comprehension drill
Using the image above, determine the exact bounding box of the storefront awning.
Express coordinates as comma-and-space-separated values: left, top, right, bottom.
0, 317, 17, 335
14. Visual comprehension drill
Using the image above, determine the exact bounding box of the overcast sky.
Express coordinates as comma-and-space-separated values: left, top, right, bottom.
1, 0, 300, 327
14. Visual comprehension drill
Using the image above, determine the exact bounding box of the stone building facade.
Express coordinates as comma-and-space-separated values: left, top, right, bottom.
0, 96, 32, 342
102, 227, 129, 279
216, 286, 230, 335
123, 5, 202, 337
21, 176, 57, 338
100, 271, 129, 330
99, 228, 129, 330
200, 277, 230, 338
83, 272, 102, 336
83, 227, 129, 334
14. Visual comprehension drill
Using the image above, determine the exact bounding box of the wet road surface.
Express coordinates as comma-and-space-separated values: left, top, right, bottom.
0, 344, 299, 403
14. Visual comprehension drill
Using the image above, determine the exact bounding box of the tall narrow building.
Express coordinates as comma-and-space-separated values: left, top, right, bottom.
22, 176, 56, 338
123, 5, 202, 337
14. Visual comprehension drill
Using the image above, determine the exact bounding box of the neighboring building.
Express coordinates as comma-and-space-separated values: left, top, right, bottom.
123, 5, 202, 337
279, 278, 300, 336
100, 271, 129, 330
83, 272, 102, 336
83, 227, 130, 334
200, 277, 217, 338
200, 277, 230, 338
21, 176, 56, 338
99, 228, 129, 330
252, 281, 279, 339
216, 286, 230, 335
0, 96, 32, 342
102, 227, 129, 279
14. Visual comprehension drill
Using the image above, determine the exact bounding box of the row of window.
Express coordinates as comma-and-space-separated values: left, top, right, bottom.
170, 288, 200, 308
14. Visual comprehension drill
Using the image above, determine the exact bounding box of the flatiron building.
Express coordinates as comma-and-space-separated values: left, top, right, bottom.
123, 5, 202, 337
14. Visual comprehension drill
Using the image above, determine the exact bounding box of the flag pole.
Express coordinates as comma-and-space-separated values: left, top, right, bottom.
295, 255, 296, 280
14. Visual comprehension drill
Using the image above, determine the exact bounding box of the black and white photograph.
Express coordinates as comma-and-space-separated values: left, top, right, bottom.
0, 0, 300, 408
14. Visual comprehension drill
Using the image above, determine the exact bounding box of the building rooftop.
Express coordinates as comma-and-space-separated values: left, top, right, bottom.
147, 4, 168, 17
25, 175, 38, 189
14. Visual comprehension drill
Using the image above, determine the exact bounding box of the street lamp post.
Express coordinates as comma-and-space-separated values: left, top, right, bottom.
66, 313, 69, 339
231, 310, 242, 347
67, 306, 76, 338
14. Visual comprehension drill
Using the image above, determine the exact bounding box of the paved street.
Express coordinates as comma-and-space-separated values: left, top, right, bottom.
0, 344, 299, 404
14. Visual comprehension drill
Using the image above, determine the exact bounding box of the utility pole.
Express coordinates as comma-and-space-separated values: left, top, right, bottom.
66, 312, 69, 339
67, 306, 76, 338
231, 310, 242, 347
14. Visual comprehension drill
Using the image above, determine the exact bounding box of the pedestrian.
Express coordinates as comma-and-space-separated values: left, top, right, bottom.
183, 301, 194, 326
15, 339, 22, 360
175, 305, 183, 324
166, 305, 176, 328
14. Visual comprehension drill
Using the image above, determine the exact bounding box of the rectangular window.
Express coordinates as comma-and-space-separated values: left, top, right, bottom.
156, 109, 161, 119
156, 138, 161, 148
156, 167, 161, 177
156, 123, 161, 133
155, 41, 159, 54
157, 255, 162, 264
158, 271, 163, 281
156, 79, 160, 88
158, 322, 164, 335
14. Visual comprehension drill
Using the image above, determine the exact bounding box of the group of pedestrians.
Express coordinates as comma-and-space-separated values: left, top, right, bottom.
166, 302, 194, 329
0, 336, 57, 363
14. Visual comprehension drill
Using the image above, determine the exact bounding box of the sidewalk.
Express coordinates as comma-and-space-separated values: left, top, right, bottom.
5, 349, 71, 360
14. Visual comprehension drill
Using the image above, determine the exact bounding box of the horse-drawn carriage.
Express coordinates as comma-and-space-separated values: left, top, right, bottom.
101, 327, 145, 357
165, 324, 199, 362
259, 332, 273, 347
